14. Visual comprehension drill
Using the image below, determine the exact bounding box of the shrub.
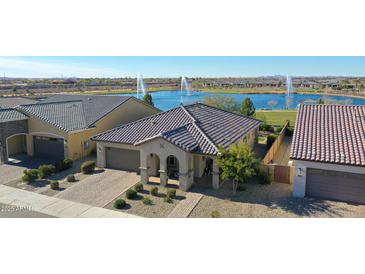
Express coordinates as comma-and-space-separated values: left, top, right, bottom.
237, 184, 246, 191
166, 189, 176, 199
266, 134, 277, 150
275, 126, 283, 133
50, 181, 59, 190
125, 188, 138, 199
61, 158, 73, 170
259, 123, 273, 132
150, 187, 158, 196
285, 127, 294, 136
258, 170, 272, 185
81, 161, 95, 174
211, 211, 220, 218
38, 164, 56, 179
163, 196, 173, 203
113, 198, 126, 209
67, 174, 76, 182
22, 169, 39, 182
142, 197, 153, 205
134, 182, 144, 193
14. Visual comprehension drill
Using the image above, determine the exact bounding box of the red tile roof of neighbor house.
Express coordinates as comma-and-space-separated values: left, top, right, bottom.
290, 104, 365, 167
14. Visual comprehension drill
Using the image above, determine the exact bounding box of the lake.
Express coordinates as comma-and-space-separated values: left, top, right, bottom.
110, 90, 365, 111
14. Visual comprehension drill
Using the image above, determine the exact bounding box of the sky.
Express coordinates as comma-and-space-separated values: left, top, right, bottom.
1, 56, 365, 78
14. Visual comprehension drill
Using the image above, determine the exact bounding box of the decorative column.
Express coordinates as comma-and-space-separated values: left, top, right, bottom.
179, 171, 189, 191
159, 169, 168, 187
96, 143, 106, 168
212, 159, 220, 190
140, 167, 149, 184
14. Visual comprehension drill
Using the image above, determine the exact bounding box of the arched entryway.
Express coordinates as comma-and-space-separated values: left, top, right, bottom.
6, 133, 27, 160
166, 155, 179, 179
147, 153, 160, 176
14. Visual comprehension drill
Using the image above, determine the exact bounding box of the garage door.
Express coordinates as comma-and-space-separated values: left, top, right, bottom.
33, 136, 65, 160
106, 147, 140, 172
306, 168, 365, 204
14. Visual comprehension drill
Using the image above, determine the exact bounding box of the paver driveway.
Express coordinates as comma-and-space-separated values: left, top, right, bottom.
55, 169, 139, 207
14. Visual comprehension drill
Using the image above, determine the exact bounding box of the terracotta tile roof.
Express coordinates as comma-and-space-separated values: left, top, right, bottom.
92, 103, 261, 155
0, 108, 28, 123
290, 104, 365, 166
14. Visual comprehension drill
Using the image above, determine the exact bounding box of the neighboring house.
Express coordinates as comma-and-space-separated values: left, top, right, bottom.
0, 94, 159, 163
290, 104, 365, 204
92, 103, 261, 191
0, 97, 38, 109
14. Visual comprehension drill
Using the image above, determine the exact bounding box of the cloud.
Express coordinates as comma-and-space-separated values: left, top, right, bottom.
0, 57, 124, 78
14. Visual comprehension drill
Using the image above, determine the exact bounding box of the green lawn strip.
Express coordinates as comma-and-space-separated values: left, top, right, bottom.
255, 110, 297, 126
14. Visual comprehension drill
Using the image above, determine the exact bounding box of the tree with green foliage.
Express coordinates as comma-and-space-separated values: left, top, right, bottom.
202, 95, 239, 112
216, 141, 259, 193
317, 98, 324, 104
240, 97, 255, 116
143, 93, 154, 106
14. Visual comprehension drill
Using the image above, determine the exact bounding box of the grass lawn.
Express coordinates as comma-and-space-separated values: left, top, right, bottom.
255, 110, 297, 126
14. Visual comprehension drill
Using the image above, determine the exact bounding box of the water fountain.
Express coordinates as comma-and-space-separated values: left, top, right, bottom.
285, 75, 294, 109
136, 73, 147, 99
180, 76, 192, 104
286, 75, 294, 95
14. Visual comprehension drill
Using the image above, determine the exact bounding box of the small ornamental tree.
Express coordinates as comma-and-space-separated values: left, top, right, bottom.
143, 94, 154, 106
216, 141, 259, 193
240, 97, 255, 116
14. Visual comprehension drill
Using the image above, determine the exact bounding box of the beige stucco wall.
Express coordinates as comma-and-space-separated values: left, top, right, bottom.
7, 134, 27, 156
23, 98, 159, 160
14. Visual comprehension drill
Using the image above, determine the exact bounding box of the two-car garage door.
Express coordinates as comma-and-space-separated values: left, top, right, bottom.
33, 136, 65, 160
106, 147, 140, 172
306, 168, 365, 204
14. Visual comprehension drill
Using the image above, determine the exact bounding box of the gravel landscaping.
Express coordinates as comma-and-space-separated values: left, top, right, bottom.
105, 183, 187, 218
189, 181, 365, 218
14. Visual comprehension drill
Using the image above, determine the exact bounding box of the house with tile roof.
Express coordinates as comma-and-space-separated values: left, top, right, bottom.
290, 104, 365, 204
0, 94, 159, 163
92, 103, 261, 191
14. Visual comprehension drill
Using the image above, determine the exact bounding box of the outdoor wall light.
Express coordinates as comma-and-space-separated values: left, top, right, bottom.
298, 168, 303, 177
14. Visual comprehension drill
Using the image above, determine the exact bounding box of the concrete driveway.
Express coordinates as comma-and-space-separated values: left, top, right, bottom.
55, 169, 139, 207
189, 181, 365, 218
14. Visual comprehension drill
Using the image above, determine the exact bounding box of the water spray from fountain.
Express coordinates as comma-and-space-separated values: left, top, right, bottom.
286, 75, 294, 95
137, 73, 147, 99
180, 76, 192, 104
285, 75, 294, 109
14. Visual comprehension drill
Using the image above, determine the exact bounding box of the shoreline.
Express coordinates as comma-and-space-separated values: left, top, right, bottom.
2, 88, 365, 101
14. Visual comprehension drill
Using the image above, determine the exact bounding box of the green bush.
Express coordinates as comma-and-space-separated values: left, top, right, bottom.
259, 123, 273, 132
134, 182, 144, 193
142, 197, 153, 205
61, 158, 73, 170
237, 184, 246, 191
285, 127, 294, 136
266, 134, 277, 150
67, 174, 76, 182
38, 164, 56, 179
113, 198, 126, 209
166, 189, 176, 199
211, 211, 220, 218
81, 161, 95, 174
150, 187, 158, 196
275, 126, 283, 133
163, 196, 173, 203
22, 169, 39, 182
258, 170, 272, 185
125, 188, 138, 199
50, 181, 59, 190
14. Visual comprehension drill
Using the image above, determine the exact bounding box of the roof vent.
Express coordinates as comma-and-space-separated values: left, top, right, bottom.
151, 120, 157, 126
87, 98, 92, 101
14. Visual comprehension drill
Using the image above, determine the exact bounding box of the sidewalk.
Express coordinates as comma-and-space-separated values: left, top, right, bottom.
0, 185, 139, 218
168, 192, 203, 218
